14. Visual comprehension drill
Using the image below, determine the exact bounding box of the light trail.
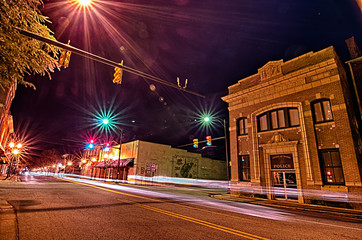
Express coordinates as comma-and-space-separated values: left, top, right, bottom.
50, 173, 291, 221
55, 175, 270, 240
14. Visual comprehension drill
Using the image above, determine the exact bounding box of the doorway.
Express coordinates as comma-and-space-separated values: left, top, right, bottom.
272, 171, 298, 200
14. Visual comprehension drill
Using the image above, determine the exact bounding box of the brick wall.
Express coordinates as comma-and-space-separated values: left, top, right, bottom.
223, 46, 362, 202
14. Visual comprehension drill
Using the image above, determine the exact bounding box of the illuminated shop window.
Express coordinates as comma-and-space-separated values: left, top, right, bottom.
320, 149, 344, 185
238, 155, 250, 181
257, 107, 300, 132
311, 99, 333, 123
237, 117, 248, 135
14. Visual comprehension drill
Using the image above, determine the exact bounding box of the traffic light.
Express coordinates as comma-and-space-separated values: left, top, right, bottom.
58, 40, 71, 68
63, 50, 71, 68
86, 139, 95, 149
104, 142, 110, 151
113, 60, 124, 84
58, 49, 66, 66
206, 136, 212, 146
193, 139, 198, 148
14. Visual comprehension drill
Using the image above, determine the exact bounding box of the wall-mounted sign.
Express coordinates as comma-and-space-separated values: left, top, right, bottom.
270, 154, 294, 169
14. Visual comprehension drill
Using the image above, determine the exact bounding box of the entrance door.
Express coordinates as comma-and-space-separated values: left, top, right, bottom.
272, 171, 298, 200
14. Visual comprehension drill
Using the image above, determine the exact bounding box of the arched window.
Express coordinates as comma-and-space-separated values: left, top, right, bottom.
311, 99, 333, 123
257, 107, 300, 132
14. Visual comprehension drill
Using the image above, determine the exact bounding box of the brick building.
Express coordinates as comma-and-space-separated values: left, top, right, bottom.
222, 46, 362, 207
82, 140, 227, 181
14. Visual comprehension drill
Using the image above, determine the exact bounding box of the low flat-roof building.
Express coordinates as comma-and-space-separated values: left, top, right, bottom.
222, 46, 362, 208
82, 140, 227, 182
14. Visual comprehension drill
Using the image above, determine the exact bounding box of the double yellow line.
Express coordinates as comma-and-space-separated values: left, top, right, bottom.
57, 177, 269, 240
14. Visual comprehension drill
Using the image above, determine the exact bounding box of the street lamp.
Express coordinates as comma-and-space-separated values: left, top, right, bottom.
202, 116, 230, 192
6, 141, 22, 178
100, 117, 124, 181
78, 0, 91, 6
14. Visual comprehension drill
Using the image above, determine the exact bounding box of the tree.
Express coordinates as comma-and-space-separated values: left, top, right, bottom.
0, 0, 59, 90
30, 149, 61, 168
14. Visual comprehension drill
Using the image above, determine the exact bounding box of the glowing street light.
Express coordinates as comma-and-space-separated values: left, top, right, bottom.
6, 141, 23, 178
78, 0, 91, 6
12, 149, 20, 155
203, 116, 211, 123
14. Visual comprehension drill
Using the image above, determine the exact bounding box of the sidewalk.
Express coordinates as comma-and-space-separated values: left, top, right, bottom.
0, 174, 18, 240
0, 173, 22, 182
210, 193, 362, 221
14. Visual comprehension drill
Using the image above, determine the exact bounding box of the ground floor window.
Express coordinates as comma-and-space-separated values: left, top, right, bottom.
238, 155, 250, 181
319, 149, 344, 185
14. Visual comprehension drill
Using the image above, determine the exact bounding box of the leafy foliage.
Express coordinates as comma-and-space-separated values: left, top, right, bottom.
0, 0, 59, 90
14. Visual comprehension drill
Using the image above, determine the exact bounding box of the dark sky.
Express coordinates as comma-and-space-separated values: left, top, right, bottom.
10, 0, 362, 154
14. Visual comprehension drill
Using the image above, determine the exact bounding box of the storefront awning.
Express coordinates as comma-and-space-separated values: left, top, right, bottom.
94, 158, 134, 168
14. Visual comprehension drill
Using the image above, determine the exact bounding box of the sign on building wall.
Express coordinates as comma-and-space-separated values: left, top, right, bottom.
173, 156, 198, 178
270, 154, 294, 169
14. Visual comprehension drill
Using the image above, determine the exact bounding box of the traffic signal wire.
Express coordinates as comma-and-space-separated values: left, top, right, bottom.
15, 27, 205, 98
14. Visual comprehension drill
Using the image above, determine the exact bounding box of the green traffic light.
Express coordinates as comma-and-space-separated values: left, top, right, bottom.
204, 116, 211, 122
102, 118, 109, 125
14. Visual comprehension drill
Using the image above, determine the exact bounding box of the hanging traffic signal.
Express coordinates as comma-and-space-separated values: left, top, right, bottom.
58, 40, 71, 68
104, 142, 110, 151
206, 136, 212, 146
113, 60, 124, 84
63, 50, 71, 68
58, 49, 66, 66
193, 139, 198, 148
86, 139, 95, 149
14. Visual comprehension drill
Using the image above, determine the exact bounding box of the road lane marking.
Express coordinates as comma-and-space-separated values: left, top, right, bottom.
136, 203, 268, 240
57, 177, 269, 240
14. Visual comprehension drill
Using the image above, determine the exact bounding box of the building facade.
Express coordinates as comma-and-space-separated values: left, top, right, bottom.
82, 140, 227, 181
222, 46, 362, 207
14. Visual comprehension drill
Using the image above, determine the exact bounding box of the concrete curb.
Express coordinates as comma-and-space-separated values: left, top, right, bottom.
0, 200, 17, 240
211, 195, 362, 220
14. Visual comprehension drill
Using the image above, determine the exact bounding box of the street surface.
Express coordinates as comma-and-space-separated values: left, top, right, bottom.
1, 174, 361, 240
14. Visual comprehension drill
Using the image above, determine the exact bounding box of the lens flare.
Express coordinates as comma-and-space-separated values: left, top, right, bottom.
78, 0, 91, 6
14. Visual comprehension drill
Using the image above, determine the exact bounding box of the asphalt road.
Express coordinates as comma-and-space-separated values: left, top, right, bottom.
1, 174, 361, 240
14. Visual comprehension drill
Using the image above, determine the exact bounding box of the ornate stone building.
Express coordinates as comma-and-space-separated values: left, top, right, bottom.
222, 46, 362, 207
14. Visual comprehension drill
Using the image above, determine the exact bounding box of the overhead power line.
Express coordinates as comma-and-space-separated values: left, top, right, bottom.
15, 27, 205, 98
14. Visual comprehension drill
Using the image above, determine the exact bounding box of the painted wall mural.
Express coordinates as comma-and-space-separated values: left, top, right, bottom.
173, 156, 198, 178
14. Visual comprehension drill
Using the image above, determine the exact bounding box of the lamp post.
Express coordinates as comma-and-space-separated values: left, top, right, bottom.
100, 117, 123, 182
6, 142, 22, 178
116, 129, 123, 181
203, 116, 230, 193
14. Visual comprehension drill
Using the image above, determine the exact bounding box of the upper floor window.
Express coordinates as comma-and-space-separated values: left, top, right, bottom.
311, 99, 333, 123
237, 117, 248, 136
319, 149, 344, 185
257, 107, 300, 132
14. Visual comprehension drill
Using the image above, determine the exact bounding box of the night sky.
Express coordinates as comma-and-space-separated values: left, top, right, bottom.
10, 0, 362, 154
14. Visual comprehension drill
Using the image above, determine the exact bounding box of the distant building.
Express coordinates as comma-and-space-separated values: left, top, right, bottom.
82, 140, 227, 181
0, 82, 16, 174
222, 46, 362, 208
